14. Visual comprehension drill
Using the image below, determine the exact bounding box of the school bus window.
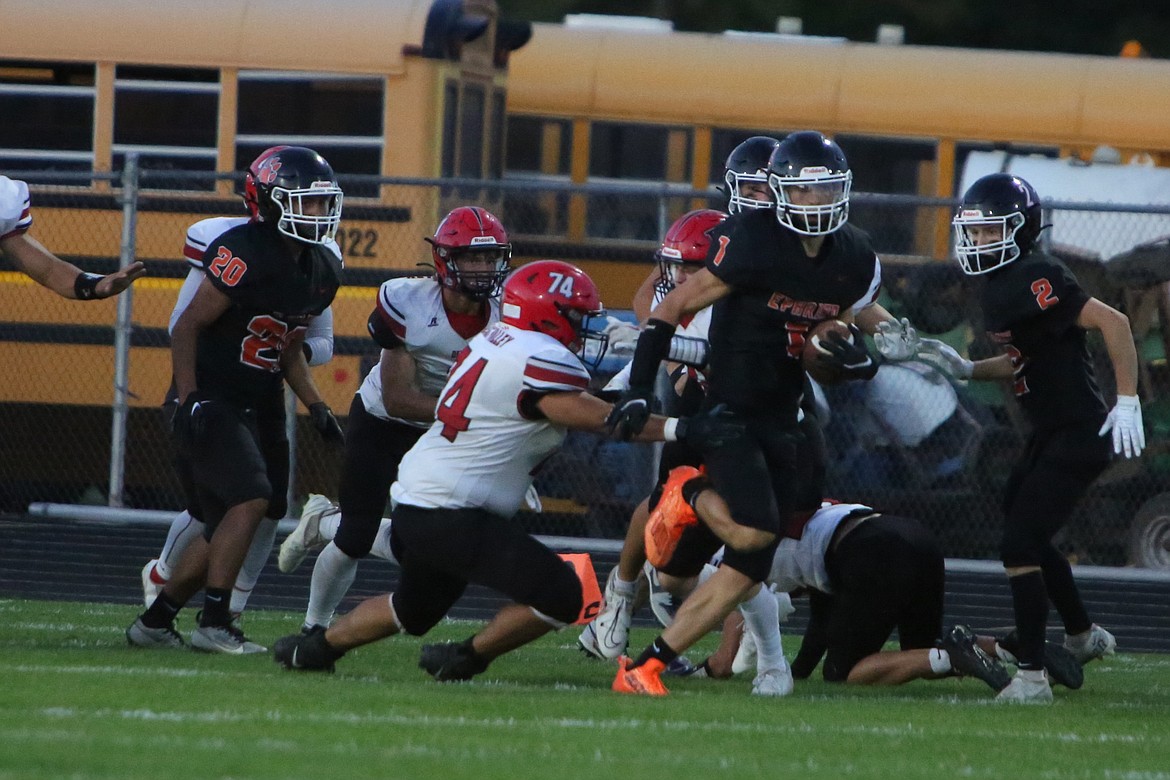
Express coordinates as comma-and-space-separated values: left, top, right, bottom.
585, 191, 695, 242
113, 150, 217, 191
836, 135, 936, 195
0, 61, 95, 161
441, 80, 458, 178
459, 83, 486, 178
237, 72, 384, 137
488, 89, 506, 180
236, 143, 382, 197
505, 116, 571, 175
589, 122, 684, 180
114, 83, 218, 149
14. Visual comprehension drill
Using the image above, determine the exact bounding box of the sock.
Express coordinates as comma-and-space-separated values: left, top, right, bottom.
156, 511, 205, 580
929, 648, 952, 675
200, 587, 232, 627
681, 476, 712, 512
368, 518, 398, 564
304, 542, 359, 629
320, 511, 342, 542
141, 592, 182, 628
146, 563, 167, 586
611, 573, 637, 599
634, 635, 678, 669
739, 587, 788, 674
1039, 548, 1091, 636
1019, 668, 1047, 682
231, 517, 279, 614
1008, 570, 1049, 670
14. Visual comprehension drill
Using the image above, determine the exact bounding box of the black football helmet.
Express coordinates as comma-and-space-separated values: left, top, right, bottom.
723, 136, 779, 214
952, 173, 1042, 275
244, 146, 343, 245
767, 131, 851, 235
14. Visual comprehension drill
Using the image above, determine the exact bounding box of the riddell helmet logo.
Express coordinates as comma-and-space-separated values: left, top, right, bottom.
470, 236, 497, 246
960, 209, 985, 218
256, 156, 282, 185
800, 166, 830, 177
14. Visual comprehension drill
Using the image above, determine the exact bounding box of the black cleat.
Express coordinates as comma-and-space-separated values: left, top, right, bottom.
273, 625, 342, 672
941, 624, 1013, 692
997, 630, 1084, 690
419, 637, 490, 682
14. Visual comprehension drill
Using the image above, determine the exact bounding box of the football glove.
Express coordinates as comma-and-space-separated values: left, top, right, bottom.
873, 317, 920, 362
1098, 395, 1145, 459
172, 392, 213, 443
820, 324, 881, 380
602, 317, 641, 355
916, 338, 974, 379
309, 402, 345, 447
606, 385, 654, 441
676, 403, 745, 451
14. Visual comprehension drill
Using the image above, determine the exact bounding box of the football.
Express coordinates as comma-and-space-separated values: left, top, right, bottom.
802, 319, 852, 385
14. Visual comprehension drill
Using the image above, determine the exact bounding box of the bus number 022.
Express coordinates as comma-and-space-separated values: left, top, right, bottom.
343, 228, 378, 258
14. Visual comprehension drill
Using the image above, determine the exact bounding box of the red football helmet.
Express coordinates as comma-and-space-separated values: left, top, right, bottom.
501, 260, 608, 366
426, 206, 512, 300
655, 209, 727, 298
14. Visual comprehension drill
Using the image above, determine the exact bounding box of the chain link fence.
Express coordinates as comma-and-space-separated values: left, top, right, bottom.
4, 163, 1170, 569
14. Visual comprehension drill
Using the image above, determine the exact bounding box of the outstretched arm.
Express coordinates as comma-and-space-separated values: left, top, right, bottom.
1, 232, 146, 299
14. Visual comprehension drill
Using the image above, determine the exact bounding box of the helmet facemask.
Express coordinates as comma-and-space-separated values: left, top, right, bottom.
558, 303, 609, 370
723, 169, 774, 215
953, 210, 1027, 275
270, 184, 344, 245
768, 168, 851, 236
439, 246, 511, 300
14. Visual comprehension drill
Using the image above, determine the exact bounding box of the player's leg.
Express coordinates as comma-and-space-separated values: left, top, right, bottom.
231, 516, 278, 616
578, 497, 649, 660
229, 426, 289, 617
142, 509, 204, 607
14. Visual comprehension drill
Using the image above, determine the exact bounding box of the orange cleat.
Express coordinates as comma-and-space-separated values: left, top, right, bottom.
612, 656, 670, 696
644, 466, 703, 569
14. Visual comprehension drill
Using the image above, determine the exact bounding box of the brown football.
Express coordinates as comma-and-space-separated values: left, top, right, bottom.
802, 319, 852, 385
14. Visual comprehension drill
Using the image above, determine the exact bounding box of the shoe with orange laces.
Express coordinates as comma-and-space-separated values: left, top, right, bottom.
612, 656, 670, 696
644, 466, 704, 569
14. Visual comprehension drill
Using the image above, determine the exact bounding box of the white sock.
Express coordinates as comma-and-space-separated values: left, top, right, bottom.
231, 517, 278, 614
611, 572, 637, 598
368, 518, 398, 564
319, 510, 342, 542
1019, 668, 1048, 682
739, 586, 788, 674
929, 648, 952, 674
304, 542, 359, 629
156, 511, 205, 580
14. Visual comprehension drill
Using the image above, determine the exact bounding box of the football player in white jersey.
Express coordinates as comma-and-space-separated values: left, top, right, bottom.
0, 174, 145, 299
140, 199, 339, 623
273, 260, 744, 680
278, 206, 511, 636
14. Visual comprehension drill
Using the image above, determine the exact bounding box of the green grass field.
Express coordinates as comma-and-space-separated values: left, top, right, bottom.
1, 599, 1168, 780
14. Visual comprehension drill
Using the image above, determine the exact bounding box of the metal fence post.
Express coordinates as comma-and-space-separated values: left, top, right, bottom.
109, 155, 140, 508
285, 384, 297, 517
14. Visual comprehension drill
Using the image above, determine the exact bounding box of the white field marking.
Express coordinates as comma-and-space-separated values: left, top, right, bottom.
0, 663, 252, 679
10, 621, 124, 632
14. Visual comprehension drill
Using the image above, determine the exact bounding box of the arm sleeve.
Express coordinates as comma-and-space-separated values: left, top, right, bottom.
168, 268, 206, 335
303, 306, 335, 365
0, 176, 33, 240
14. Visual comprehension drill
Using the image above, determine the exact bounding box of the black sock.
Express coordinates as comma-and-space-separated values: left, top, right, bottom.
634, 635, 678, 668
1009, 570, 1049, 670
681, 476, 712, 512
199, 588, 232, 627
141, 592, 182, 629
1040, 549, 1091, 636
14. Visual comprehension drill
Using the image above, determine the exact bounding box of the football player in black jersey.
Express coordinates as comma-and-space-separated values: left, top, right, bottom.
608, 131, 894, 695
128, 146, 344, 654
917, 173, 1140, 703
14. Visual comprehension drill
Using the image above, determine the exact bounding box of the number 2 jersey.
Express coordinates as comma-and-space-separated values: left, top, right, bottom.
0, 176, 34, 239
979, 249, 1105, 430
195, 222, 343, 406
391, 322, 591, 518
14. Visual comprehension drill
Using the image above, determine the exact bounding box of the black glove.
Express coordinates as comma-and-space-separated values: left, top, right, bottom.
606, 385, 654, 441
309, 402, 345, 446
676, 403, 745, 451
172, 392, 212, 443
820, 323, 881, 381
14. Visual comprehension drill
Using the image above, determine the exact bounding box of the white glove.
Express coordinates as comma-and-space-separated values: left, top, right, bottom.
916, 338, 974, 379
1099, 395, 1145, 459
603, 317, 640, 355
873, 317, 919, 361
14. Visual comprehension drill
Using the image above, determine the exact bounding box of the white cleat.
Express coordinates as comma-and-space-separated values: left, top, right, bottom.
1064, 624, 1117, 665
643, 561, 676, 628
996, 669, 1053, 704
141, 559, 166, 608
576, 567, 635, 661
278, 494, 336, 573
751, 666, 794, 697
732, 623, 758, 675
190, 624, 267, 655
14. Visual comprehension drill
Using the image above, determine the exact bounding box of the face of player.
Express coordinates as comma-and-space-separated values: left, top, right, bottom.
962, 222, 1006, 248
668, 261, 703, 289
288, 194, 336, 241
451, 250, 508, 299
737, 180, 772, 204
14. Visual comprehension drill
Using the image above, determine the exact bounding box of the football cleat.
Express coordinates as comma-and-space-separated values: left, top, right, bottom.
644, 466, 702, 569
273, 625, 341, 672
941, 624, 1012, 692
576, 567, 635, 661
731, 622, 758, 676
1064, 624, 1116, 665
996, 669, 1054, 704
612, 656, 669, 696
996, 630, 1084, 690
126, 617, 184, 649
419, 638, 490, 682
190, 623, 267, 655
751, 666, 794, 697
141, 559, 167, 608
643, 561, 677, 628
278, 493, 337, 573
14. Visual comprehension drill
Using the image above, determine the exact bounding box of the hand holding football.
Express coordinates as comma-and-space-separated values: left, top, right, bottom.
802, 319, 852, 385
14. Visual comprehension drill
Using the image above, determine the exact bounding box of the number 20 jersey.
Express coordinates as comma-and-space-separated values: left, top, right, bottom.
391, 322, 591, 519
196, 223, 343, 406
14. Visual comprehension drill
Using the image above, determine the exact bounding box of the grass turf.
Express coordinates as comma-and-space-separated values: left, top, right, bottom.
1, 599, 1168, 779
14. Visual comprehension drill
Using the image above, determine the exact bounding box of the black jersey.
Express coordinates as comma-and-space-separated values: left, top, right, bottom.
980, 250, 1105, 431
195, 223, 342, 406
704, 209, 880, 419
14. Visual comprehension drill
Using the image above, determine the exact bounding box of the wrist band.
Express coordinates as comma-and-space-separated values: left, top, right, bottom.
73, 272, 103, 300
663, 417, 679, 442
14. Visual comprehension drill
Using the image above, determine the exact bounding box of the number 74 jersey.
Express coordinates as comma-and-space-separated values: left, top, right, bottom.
392, 322, 592, 518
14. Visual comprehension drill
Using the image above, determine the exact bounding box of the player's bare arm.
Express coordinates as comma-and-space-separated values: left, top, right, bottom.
537, 390, 667, 441
631, 266, 661, 323
1077, 297, 1138, 396
970, 353, 1016, 381
0, 232, 146, 300
379, 346, 439, 422
280, 330, 325, 407
170, 276, 232, 400
651, 267, 731, 326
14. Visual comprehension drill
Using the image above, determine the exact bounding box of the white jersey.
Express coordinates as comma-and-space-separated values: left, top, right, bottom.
358, 277, 499, 427
170, 216, 336, 365
0, 176, 33, 239
391, 322, 590, 518
767, 502, 875, 595
604, 294, 713, 393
